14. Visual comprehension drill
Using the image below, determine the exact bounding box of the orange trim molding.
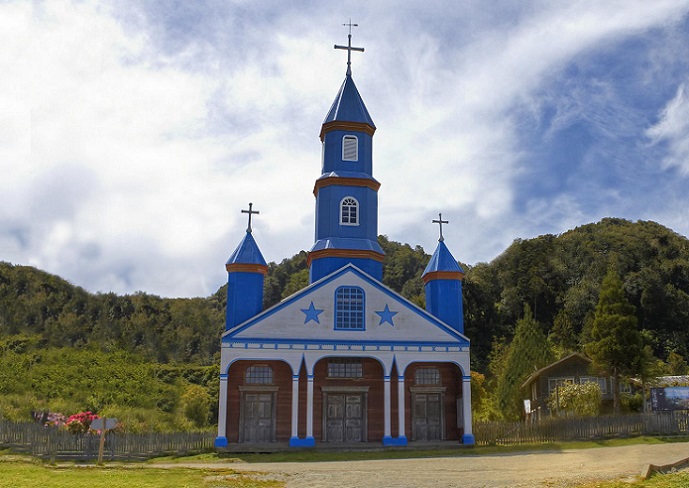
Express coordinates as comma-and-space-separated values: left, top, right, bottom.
307, 249, 385, 267
226, 263, 268, 275
319, 121, 376, 141
422, 270, 465, 284
313, 177, 381, 196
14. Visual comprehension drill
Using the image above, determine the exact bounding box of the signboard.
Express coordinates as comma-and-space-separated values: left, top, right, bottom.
90, 418, 118, 431
650, 387, 689, 412
523, 399, 531, 414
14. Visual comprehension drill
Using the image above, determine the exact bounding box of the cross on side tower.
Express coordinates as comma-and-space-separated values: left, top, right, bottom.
432, 213, 449, 242
334, 20, 364, 76
241, 202, 259, 234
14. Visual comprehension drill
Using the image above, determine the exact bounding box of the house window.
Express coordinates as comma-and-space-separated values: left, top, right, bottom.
548, 377, 574, 395
340, 197, 359, 226
335, 286, 365, 330
342, 135, 358, 161
245, 366, 273, 385
415, 368, 441, 385
580, 376, 607, 394
328, 360, 363, 378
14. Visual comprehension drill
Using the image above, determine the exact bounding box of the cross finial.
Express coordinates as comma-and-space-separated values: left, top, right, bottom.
432, 213, 449, 242
334, 20, 364, 76
241, 202, 260, 234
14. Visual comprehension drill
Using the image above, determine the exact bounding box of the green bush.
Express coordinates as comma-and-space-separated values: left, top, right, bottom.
548, 381, 602, 417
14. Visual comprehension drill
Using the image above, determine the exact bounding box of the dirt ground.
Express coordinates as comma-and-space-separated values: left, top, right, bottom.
213, 442, 689, 488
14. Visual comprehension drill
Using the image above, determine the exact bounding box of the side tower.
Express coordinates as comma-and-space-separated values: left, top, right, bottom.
307, 30, 385, 283
224, 203, 267, 330
422, 214, 465, 334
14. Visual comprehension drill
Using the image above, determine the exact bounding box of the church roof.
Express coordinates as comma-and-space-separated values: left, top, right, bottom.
423, 240, 463, 276
323, 74, 376, 128
226, 231, 267, 266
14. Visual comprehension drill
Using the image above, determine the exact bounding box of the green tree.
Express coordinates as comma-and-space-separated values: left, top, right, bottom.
585, 268, 644, 413
180, 384, 212, 428
495, 305, 554, 420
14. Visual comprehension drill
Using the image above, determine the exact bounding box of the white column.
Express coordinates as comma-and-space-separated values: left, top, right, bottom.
398, 375, 406, 439
306, 374, 314, 439
290, 375, 299, 439
383, 376, 391, 439
461, 375, 475, 444
215, 375, 229, 447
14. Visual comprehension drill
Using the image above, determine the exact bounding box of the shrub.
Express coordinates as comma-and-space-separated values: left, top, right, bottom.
548, 381, 602, 417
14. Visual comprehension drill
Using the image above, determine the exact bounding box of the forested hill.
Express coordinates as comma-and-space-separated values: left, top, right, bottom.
1, 218, 688, 373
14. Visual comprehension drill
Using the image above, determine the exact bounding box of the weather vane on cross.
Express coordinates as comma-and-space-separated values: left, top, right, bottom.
241, 203, 259, 234
432, 213, 449, 242
334, 19, 364, 76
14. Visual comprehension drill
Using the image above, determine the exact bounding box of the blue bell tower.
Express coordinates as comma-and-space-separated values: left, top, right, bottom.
225, 203, 267, 331
422, 214, 465, 334
308, 29, 384, 283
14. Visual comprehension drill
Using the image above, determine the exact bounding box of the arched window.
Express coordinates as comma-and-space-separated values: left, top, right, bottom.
245, 365, 273, 384
335, 286, 365, 330
342, 135, 358, 161
415, 367, 441, 385
340, 197, 359, 226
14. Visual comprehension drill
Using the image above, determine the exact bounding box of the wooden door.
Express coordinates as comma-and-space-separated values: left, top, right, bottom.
412, 393, 443, 441
241, 392, 274, 443
325, 394, 364, 442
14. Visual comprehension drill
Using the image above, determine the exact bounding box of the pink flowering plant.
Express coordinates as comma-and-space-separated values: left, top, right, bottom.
65, 411, 100, 434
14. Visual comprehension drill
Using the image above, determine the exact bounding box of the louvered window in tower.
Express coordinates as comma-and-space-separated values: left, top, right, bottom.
340, 197, 359, 225
342, 135, 358, 161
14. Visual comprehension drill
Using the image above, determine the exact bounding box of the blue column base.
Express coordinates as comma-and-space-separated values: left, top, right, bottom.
214, 436, 228, 448
382, 435, 408, 446
462, 434, 475, 445
289, 436, 316, 447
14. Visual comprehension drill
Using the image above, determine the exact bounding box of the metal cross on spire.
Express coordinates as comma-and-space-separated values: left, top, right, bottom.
241, 202, 260, 234
334, 20, 364, 76
432, 213, 449, 242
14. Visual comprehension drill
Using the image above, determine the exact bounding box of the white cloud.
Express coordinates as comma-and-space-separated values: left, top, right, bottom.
647, 83, 689, 175
1, 0, 689, 297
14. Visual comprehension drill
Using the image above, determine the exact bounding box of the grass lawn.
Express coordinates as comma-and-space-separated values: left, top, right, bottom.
576, 472, 689, 487
0, 455, 283, 488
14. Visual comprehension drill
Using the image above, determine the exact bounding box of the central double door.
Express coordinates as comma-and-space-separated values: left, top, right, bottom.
323, 392, 366, 442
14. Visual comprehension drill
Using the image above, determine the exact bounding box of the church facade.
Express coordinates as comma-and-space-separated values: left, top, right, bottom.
215, 34, 474, 449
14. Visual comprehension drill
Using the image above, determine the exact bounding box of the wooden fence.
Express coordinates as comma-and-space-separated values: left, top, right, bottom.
473, 411, 689, 446
3, 412, 689, 459
0, 421, 215, 461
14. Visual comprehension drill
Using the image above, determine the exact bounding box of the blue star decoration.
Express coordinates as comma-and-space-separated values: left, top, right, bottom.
301, 301, 324, 324
375, 304, 398, 326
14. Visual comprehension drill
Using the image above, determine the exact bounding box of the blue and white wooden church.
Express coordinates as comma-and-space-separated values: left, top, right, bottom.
215, 29, 474, 449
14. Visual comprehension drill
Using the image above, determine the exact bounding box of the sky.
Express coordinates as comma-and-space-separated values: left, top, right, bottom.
2, 0, 689, 298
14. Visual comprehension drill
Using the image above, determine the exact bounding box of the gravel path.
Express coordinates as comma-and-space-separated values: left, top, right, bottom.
212, 442, 689, 487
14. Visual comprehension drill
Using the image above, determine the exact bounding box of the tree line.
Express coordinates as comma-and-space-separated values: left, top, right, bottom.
1, 217, 688, 426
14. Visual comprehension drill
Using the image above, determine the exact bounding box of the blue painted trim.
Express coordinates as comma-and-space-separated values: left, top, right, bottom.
462, 376, 472, 381
289, 436, 316, 447
219, 374, 228, 380
383, 436, 408, 446
222, 264, 471, 343
462, 434, 476, 445
225, 337, 469, 348
214, 436, 228, 448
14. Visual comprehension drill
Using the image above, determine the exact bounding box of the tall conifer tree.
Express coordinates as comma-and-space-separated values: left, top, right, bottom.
496, 304, 553, 419
585, 268, 644, 413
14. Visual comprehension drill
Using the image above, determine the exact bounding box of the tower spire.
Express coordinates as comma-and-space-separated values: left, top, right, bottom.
334, 20, 364, 76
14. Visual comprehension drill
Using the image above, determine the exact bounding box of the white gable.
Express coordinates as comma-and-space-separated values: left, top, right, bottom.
224, 266, 468, 346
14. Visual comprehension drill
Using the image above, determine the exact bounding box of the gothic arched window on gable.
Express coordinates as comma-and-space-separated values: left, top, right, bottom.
340, 197, 359, 226
342, 135, 358, 161
335, 286, 365, 330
